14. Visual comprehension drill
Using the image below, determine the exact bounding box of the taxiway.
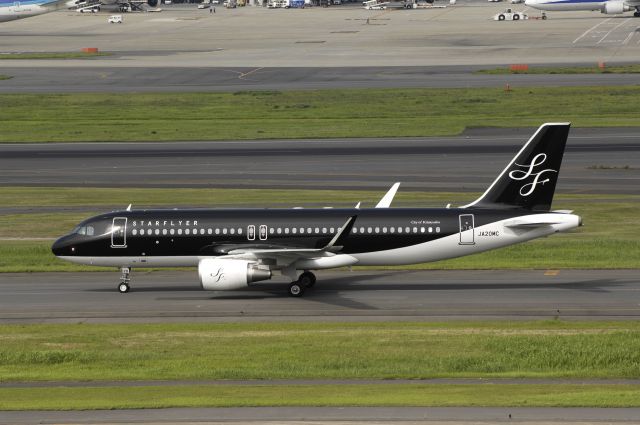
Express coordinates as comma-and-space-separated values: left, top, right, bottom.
0, 127, 638, 195
1, 269, 638, 323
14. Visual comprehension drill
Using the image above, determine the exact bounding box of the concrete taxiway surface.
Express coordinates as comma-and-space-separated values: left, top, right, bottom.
0, 127, 637, 195
2, 407, 640, 425
3, 66, 640, 92
1, 6, 640, 69
1, 269, 638, 322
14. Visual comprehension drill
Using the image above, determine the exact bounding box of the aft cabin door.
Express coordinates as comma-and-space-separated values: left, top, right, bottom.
459, 214, 475, 245
111, 217, 127, 248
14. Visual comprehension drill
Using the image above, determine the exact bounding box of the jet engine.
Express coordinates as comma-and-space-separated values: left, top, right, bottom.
147, 0, 158, 6
198, 258, 271, 291
601, 1, 629, 14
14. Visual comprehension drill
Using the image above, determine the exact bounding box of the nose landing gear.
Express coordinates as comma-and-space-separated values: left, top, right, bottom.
118, 267, 131, 293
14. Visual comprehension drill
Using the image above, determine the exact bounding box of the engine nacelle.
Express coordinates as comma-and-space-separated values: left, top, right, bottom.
198, 258, 271, 291
147, 0, 158, 6
601, 1, 629, 14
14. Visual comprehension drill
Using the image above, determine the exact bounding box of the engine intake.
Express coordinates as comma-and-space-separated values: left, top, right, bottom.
198, 258, 271, 291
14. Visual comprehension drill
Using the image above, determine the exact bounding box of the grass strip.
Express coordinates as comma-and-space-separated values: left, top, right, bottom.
2, 383, 640, 410
476, 64, 640, 75
1, 189, 638, 271
0, 52, 111, 60
1, 321, 639, 382
2, 87, 640, 142
0, 74, 12, 80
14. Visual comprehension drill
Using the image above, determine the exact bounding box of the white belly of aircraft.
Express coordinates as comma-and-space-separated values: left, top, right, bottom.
0, 4, 49, 21
527, 0, 604, 10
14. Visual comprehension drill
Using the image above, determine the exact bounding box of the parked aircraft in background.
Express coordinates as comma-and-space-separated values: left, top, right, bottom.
52, 123, 581, 297
0, 0, 72, 22
525, 0, 640, 17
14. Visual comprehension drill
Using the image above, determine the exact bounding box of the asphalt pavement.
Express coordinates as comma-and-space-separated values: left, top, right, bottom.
0, 127, 638, 195
1, 269, 638, 323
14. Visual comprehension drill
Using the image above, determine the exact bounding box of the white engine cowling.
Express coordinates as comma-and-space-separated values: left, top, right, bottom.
198, 258, 271, 291
601, 1, 628, 14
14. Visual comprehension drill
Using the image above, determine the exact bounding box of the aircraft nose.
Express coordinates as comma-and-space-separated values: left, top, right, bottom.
51, 235, 75, 257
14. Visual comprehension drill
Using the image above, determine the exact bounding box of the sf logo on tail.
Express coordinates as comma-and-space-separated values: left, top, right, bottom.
509, 153, 557, 196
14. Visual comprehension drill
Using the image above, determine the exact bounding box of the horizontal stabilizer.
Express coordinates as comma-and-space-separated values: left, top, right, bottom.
504, 218, 563, 228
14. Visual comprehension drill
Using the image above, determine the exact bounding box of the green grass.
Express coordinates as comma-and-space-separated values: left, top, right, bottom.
0, 188, 638, 271
2, 87, 640, 142
476, 64, 640, 75
1, 321, 640, 383
0, 52, 111, 60
0, 74, 12, 80
2, 383, 640, 410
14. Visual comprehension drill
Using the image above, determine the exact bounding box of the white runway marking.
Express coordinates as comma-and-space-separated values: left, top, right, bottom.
596, 18, 631, 44
573, 18, 611, 44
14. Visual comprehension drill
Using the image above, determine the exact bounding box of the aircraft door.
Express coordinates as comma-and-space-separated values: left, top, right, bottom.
247, 225, 255, 241
259, 225, 268, 241
458, 214, 475, 245
111, 217, 127, 248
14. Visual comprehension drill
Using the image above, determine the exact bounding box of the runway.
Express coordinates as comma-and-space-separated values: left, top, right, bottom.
1, 269, 638, 323
3, 66, 640, 92
0, 127, 638, 195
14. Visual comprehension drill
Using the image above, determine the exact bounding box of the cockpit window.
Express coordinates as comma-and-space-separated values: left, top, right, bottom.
74, 225, 94, 236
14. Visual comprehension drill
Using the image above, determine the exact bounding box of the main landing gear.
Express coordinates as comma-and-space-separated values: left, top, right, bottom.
118, 267, 131, 293
287, 271, 316, 297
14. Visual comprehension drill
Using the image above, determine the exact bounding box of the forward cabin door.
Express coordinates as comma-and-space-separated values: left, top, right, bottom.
458, 214, 475, 245
111, 217, 127, 248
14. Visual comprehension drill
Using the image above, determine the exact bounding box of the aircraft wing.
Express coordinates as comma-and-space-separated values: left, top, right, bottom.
375, 182, 400, 208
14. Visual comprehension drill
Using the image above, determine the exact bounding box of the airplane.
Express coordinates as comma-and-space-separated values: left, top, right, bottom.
0, 0, 73, 22
525, 0, 640, 17
52, 123, 582, 297
68, 0, 158, 13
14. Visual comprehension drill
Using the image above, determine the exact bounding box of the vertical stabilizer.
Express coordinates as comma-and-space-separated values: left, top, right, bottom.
463, 123, 571, 211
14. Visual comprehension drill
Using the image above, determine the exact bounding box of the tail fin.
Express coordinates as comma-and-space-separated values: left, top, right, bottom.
463, 123, 571, 211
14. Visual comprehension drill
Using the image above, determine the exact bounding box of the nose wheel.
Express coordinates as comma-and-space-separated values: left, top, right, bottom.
287, 271, 316, 297
118, 267, 131, 293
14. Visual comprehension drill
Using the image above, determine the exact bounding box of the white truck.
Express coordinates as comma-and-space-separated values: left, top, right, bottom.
494, 8, 527, 20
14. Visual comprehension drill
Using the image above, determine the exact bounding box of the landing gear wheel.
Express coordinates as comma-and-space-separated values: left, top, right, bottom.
288, 281, 305, 297
299, 271, 316, 288
118, 267, 131, 293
